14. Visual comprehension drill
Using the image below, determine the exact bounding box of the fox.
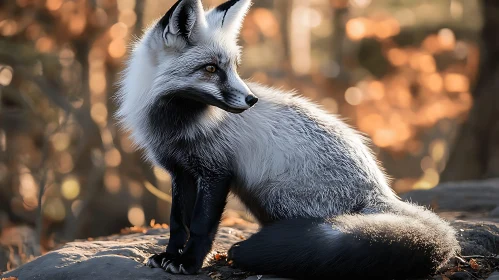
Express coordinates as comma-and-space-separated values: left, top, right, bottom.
115, 0, 460, 279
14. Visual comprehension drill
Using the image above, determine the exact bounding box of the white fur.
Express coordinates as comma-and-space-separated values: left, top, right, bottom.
116, 28, 160, 152
224, 84, 397, 218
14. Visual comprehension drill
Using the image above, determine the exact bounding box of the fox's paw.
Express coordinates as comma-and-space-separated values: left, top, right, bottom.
163, 257, 201, 275
227, 241, 242, 265
146, 252, 177, 268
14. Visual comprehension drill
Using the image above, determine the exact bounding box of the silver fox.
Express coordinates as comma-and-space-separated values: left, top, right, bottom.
116, 0, 460, 278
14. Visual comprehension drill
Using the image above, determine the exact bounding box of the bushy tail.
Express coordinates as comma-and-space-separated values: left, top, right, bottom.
228, 206, 459, 279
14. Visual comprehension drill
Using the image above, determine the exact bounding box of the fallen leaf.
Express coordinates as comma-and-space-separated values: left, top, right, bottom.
214, 253, 227, 261
469, 258, 480, 270
120, 226, 146, 234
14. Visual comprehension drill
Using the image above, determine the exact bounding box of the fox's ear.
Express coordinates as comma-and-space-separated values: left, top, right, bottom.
206, 0, 252, 40
159, 0, 207, 49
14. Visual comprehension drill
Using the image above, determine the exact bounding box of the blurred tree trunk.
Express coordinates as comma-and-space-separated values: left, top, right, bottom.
275, 0, 291, 61
441, 0, 499, 181
331, 2, 348, 81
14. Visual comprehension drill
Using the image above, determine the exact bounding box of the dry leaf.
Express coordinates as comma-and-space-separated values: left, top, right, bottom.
120, 226, 146, 234
214, 253, 227, 261
469, 258, 480, 270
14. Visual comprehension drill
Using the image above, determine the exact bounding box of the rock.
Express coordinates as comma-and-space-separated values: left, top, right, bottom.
490, 206, 499, 218
245, 276, 293, 280
453, 220, 499, 256
449, 271, 473, 280
401, 179, 499, 212
1, 219, 498, 280
0, 227, 255, 280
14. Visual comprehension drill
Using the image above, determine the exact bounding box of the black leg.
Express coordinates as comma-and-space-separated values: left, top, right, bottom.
164, 174, 231, 274
146, 168, 197, 269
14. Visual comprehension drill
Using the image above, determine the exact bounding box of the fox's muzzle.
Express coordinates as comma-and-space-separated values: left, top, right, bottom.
221, 90, 258, 113
222, 89, 258, 113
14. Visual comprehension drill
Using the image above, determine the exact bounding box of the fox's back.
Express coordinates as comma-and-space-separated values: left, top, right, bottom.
214, 82, 396, 221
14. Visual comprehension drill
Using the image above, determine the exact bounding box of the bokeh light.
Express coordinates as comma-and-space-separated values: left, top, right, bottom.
0, 66, 13, 86
61, 177, 80, 200
345, 87, 363, 105
128, 206, 145, 226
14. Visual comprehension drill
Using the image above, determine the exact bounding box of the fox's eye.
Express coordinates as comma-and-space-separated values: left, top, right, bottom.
205, 65, 217, 73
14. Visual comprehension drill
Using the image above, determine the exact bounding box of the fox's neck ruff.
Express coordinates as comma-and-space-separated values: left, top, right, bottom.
148, 94, 209, 138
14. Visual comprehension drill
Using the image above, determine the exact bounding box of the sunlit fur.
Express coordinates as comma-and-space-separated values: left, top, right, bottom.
116, 0, 459, 278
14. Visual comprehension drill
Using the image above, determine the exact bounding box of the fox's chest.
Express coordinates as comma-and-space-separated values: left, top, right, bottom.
152, 137, 232, 178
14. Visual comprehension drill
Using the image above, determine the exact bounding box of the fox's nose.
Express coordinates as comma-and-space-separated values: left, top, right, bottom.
245, 95, 258, 106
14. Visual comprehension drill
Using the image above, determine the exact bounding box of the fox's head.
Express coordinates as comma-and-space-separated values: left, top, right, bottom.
117, 0, 256, 147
